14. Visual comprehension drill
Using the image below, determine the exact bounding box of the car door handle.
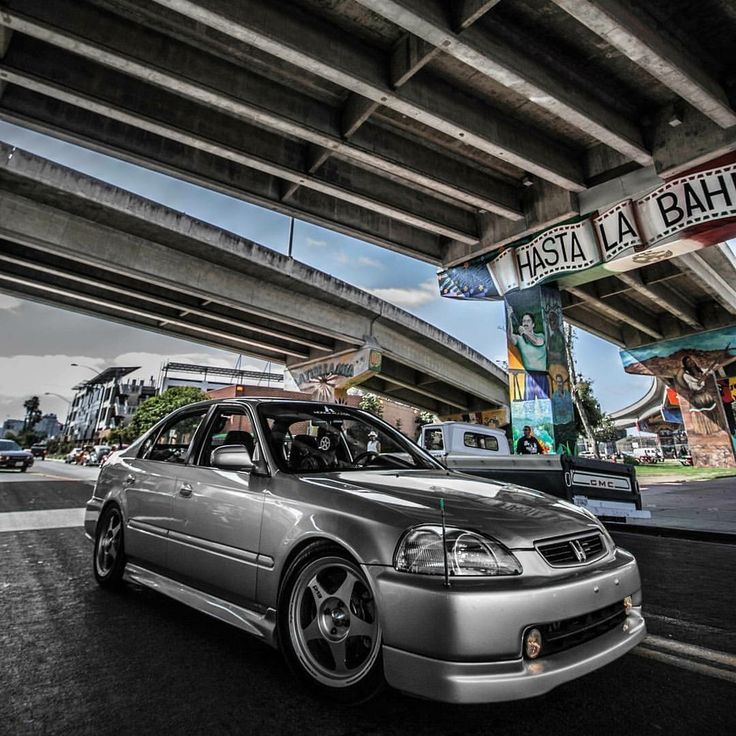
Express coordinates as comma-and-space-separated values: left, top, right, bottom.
179, 483, 193, 498
123, 474, 136, 486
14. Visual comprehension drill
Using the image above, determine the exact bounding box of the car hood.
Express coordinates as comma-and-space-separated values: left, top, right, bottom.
302, 469, 600, 549
0, 450, 32, 458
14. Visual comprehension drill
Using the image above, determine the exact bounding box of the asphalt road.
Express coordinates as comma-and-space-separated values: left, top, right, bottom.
1, 463, 734, 736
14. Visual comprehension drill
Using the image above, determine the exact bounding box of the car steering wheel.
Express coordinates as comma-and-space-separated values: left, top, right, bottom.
353, 451, 379, 467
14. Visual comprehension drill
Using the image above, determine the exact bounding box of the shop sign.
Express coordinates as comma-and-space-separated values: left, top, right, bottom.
291, 347, 382, 393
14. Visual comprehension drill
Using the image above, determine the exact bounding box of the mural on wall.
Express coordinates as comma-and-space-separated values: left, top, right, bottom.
505, 285, 576, 453
621, 327, 736, 467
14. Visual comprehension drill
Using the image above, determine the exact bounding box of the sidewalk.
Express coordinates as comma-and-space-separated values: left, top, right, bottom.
625, 475, 736, 537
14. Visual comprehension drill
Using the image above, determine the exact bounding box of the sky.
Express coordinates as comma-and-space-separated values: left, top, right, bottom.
0, 119, 658, 423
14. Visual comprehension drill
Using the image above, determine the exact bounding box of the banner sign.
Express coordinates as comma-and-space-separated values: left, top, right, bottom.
290, 347, 382, 401
439, 161, 736, 300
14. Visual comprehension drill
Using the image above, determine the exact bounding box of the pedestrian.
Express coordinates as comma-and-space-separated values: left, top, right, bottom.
367, 431, 380, 453
515, 425, 545, 455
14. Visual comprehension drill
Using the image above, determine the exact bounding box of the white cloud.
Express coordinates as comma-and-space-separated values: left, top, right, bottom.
0, 293, 22, 311
357, 256, 384, 269
365, 279, 439, 308
305, 237, 327, 248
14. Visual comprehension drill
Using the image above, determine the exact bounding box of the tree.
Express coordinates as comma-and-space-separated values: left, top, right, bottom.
6, 428, 43, 448
124, 387, 208, 441
358, 393, 383, 418
564, 326, 620, 458
22, 396, 42, 431
414, 410, 436, 438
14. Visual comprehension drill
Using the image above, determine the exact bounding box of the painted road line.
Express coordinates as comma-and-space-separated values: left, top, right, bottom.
634, 647, 736, 684
642, 634, 736, 668
645, 612, 730, 636
0, 508, 85, 532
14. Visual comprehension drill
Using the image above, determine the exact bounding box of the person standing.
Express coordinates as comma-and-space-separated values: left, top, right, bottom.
515, 425, 545, 454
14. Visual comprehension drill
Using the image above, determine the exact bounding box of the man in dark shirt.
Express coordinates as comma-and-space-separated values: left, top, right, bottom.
516, 425, 545, 454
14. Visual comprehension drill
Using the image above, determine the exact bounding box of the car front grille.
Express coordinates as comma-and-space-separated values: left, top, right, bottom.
527, 601, 627, 658
536, 531, 605, 567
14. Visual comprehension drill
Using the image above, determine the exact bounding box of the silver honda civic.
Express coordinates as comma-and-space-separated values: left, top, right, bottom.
85, 398, 645, 704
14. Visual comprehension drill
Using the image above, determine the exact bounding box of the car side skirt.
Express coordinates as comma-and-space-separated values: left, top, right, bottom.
123, 563, 278, 648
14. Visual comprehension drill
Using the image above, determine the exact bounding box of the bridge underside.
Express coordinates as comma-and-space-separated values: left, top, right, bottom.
558, 243, 736, 348
0, 0, 734, 272
0, 144, 507, 416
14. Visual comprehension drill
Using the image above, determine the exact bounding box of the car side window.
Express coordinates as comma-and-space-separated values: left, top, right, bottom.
424, 428, 444, 451
199, 407, 255, 467
143, 409, 209, 463
463, 431, 498, 451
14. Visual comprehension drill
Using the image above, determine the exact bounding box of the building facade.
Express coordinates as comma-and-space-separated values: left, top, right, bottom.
65, 367, 156, 442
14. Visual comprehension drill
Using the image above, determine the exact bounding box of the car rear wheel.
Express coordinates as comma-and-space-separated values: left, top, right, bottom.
93, 505, 126, 588
279, 544, 384, 704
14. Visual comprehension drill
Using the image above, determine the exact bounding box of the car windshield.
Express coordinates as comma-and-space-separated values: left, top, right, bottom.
257, 402, 442, 474
0, 440, 22, 451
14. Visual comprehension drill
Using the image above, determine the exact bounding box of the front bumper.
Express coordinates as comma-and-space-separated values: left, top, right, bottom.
383, 608, 645, 703
368, 547, 644, 703
0, 457, 33, 468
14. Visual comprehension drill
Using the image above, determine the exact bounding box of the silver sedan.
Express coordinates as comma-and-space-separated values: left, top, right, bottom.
85, 399, 645, 704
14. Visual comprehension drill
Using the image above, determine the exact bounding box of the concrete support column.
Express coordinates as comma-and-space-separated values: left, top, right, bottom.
621, 326, 736, 468
504, 284, 576, 454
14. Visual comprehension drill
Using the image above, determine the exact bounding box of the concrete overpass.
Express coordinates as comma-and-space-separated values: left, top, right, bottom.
0, 143, 508, 416
0, 0, 734, 351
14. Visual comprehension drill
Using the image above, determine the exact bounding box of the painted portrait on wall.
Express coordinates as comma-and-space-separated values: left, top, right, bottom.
621, 326, 736, 466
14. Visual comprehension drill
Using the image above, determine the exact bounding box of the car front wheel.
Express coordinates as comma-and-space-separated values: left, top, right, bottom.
279, 544, 384, 704
93, 505, 126, 587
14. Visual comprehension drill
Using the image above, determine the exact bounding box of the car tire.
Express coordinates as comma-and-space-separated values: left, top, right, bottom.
279, 542, 385, 704
93, 505, 126, 588
20, 466, 27, 473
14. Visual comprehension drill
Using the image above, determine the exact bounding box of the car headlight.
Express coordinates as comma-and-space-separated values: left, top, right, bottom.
394, 525, 522, 576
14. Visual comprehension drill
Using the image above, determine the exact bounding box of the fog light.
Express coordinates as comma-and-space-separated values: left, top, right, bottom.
525, 628, 543, 659
623, 595, 633, 614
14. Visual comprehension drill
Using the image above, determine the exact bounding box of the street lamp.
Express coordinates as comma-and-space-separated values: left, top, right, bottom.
44, 391, 71, 405
70, 362, 99, 375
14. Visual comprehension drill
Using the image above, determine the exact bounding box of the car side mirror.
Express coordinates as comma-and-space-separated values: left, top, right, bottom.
210, 444, 254, 471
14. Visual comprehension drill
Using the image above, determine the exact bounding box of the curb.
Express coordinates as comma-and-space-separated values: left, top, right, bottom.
606, 522, 736, 545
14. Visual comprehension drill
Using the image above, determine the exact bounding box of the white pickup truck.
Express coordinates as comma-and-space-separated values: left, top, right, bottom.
419, 422, 649, 522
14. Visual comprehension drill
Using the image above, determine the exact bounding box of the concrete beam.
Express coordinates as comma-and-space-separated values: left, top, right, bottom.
616, 271, 703, 330
355, 0, 651, 165
0, 69, 477, 244
380, 374, 469, 411
0, 26, 11, 57
452, 0, 503, 32
341, 94, 380, 139
390, 33, 439, 88
0, 13, 522, 220
651, 103, 736, 178
551, 0, 736, 129
0, 251, 335, 353
677, 251, 736, 316
0, 269, 311, 359
565, 284, 663, 340
443, 176, 578, 266
146, 0, 585, 190
0, 97, 448, 262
